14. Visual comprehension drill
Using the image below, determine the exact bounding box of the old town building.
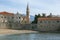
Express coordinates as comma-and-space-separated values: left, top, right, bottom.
37, 17, 60, 31
0, 4, 30, 28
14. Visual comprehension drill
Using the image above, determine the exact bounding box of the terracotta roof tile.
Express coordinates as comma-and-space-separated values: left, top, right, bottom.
38, 17, 60, 21
0, 11, 14, 16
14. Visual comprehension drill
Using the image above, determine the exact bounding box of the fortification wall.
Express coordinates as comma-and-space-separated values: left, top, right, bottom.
0, 22, 60, 32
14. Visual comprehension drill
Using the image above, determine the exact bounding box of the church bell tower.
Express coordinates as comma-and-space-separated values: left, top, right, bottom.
26, 3, 30, 23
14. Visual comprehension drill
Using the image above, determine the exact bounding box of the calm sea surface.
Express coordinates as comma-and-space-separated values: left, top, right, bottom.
0, 33, 60, 40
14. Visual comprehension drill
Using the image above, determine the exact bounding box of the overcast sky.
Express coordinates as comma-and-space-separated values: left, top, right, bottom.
0, 0, 60, 16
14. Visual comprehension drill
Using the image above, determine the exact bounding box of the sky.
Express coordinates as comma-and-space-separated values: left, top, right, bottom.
0, 0, 60, 16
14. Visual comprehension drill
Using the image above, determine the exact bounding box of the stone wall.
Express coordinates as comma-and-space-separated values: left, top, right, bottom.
0, 22, 38, 31
11, 23, 38, 31
37, 23, 60, 31
0, 22, 60, 32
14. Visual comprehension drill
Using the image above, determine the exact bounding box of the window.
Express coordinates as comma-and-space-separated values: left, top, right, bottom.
12, 17, 14, 19
4, 16, 6, 18
1, 16, 3, 18
19, 21, 20, 23
19, 17, 20, 19
57, 21, 59, 23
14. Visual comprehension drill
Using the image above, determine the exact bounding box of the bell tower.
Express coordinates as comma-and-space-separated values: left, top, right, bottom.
26, 3, 30, 23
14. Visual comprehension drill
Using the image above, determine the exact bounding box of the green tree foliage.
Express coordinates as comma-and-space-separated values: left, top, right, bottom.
31, 13, 53, 24
42, 13, 46, 17
32, 14, 41, 24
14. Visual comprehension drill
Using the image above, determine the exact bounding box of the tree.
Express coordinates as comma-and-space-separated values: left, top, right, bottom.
31, 14, 41, 24
37, 14, 41, 18
42, 13, 46, 17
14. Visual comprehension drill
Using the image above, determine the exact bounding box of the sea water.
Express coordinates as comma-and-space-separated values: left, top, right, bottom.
0, 33, 60, 40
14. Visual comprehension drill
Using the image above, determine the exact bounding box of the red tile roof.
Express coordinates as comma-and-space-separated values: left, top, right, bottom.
38, 17, 60, 21
0, 11, 14, 16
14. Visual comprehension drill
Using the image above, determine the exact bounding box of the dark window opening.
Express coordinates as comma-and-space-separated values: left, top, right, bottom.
1, 16, 3, 18
57, 21, 59, 23
19, 17, 20, 19
12, 17, 14, 19
4, 17, 6, 18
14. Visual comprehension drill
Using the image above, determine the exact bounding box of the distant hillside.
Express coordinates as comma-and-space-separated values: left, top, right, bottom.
22, 14, 34, 21
30, 15, 34, 21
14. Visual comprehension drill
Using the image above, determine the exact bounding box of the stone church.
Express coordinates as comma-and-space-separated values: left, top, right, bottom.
20, 4, 30, 24
0, 4, 30, 28
0, 4, 30, 24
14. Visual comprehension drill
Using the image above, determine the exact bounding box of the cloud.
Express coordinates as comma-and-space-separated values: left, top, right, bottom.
0, 0, 60, 16
0, 4, 19, 13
